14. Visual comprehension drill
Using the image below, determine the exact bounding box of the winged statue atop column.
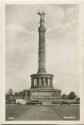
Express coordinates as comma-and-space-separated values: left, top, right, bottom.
37, 10, 46, 26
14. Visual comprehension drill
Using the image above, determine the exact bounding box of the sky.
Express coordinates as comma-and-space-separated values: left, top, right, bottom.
5, 4, 80, 96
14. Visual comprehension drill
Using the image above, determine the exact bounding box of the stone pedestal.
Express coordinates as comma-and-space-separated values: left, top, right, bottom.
24, 88, 61, 103
24, 74, 61, 102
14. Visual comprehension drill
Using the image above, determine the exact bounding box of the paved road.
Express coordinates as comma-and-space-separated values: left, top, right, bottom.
15, 105, 61, 120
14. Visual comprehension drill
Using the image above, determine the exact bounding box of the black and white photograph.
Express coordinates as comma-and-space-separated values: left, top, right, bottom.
5, 4, 80, 121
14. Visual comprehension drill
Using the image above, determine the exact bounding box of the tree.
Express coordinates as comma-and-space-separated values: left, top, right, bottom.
14, 92, 19, 99
5, 93, 10, 101
18, 91, 25, 99
68, 91, 77, 100
75, 97, 80, 101
61, 94, 68, 100
5, 89, 14, 104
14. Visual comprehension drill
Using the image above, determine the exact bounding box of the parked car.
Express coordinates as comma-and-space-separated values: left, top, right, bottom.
70, 100, 80, 105
61, 100, 70, 105
74, 101, 80, 104
26, 100, 43, 105
16, 99, 27, 105
52, 100, 61, 104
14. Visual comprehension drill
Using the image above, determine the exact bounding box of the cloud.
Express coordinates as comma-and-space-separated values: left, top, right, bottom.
6, 23, 33, 34
5, 4, 79, 96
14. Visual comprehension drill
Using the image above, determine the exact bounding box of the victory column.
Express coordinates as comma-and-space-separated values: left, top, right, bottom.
24, 11, 61, 104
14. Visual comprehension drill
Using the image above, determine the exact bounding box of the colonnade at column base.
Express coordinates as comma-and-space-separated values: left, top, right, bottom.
30, 73, 54, 88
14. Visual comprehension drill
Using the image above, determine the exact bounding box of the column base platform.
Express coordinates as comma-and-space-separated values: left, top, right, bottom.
24, 88, 61, 105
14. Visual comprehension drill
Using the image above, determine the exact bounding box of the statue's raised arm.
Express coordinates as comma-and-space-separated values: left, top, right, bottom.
37, 10, 46, 26
38, 10, 45, 18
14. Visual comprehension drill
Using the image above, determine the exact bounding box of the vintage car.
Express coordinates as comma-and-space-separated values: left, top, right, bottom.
61, 100, 70, 105
26, 100, 43, 105
52, 100, 61, 104
16, 99, 27, 105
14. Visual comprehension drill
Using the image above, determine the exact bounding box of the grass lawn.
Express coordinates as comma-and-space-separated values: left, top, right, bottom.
6, 104, 31, 120
51, 105, 80, 120
6, 104, 80, 121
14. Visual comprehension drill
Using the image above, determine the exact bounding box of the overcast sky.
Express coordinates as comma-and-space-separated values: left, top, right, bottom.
5, 4, 80, 96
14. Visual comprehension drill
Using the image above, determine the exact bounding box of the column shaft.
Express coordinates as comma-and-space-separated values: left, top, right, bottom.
37, 27, 46, 74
